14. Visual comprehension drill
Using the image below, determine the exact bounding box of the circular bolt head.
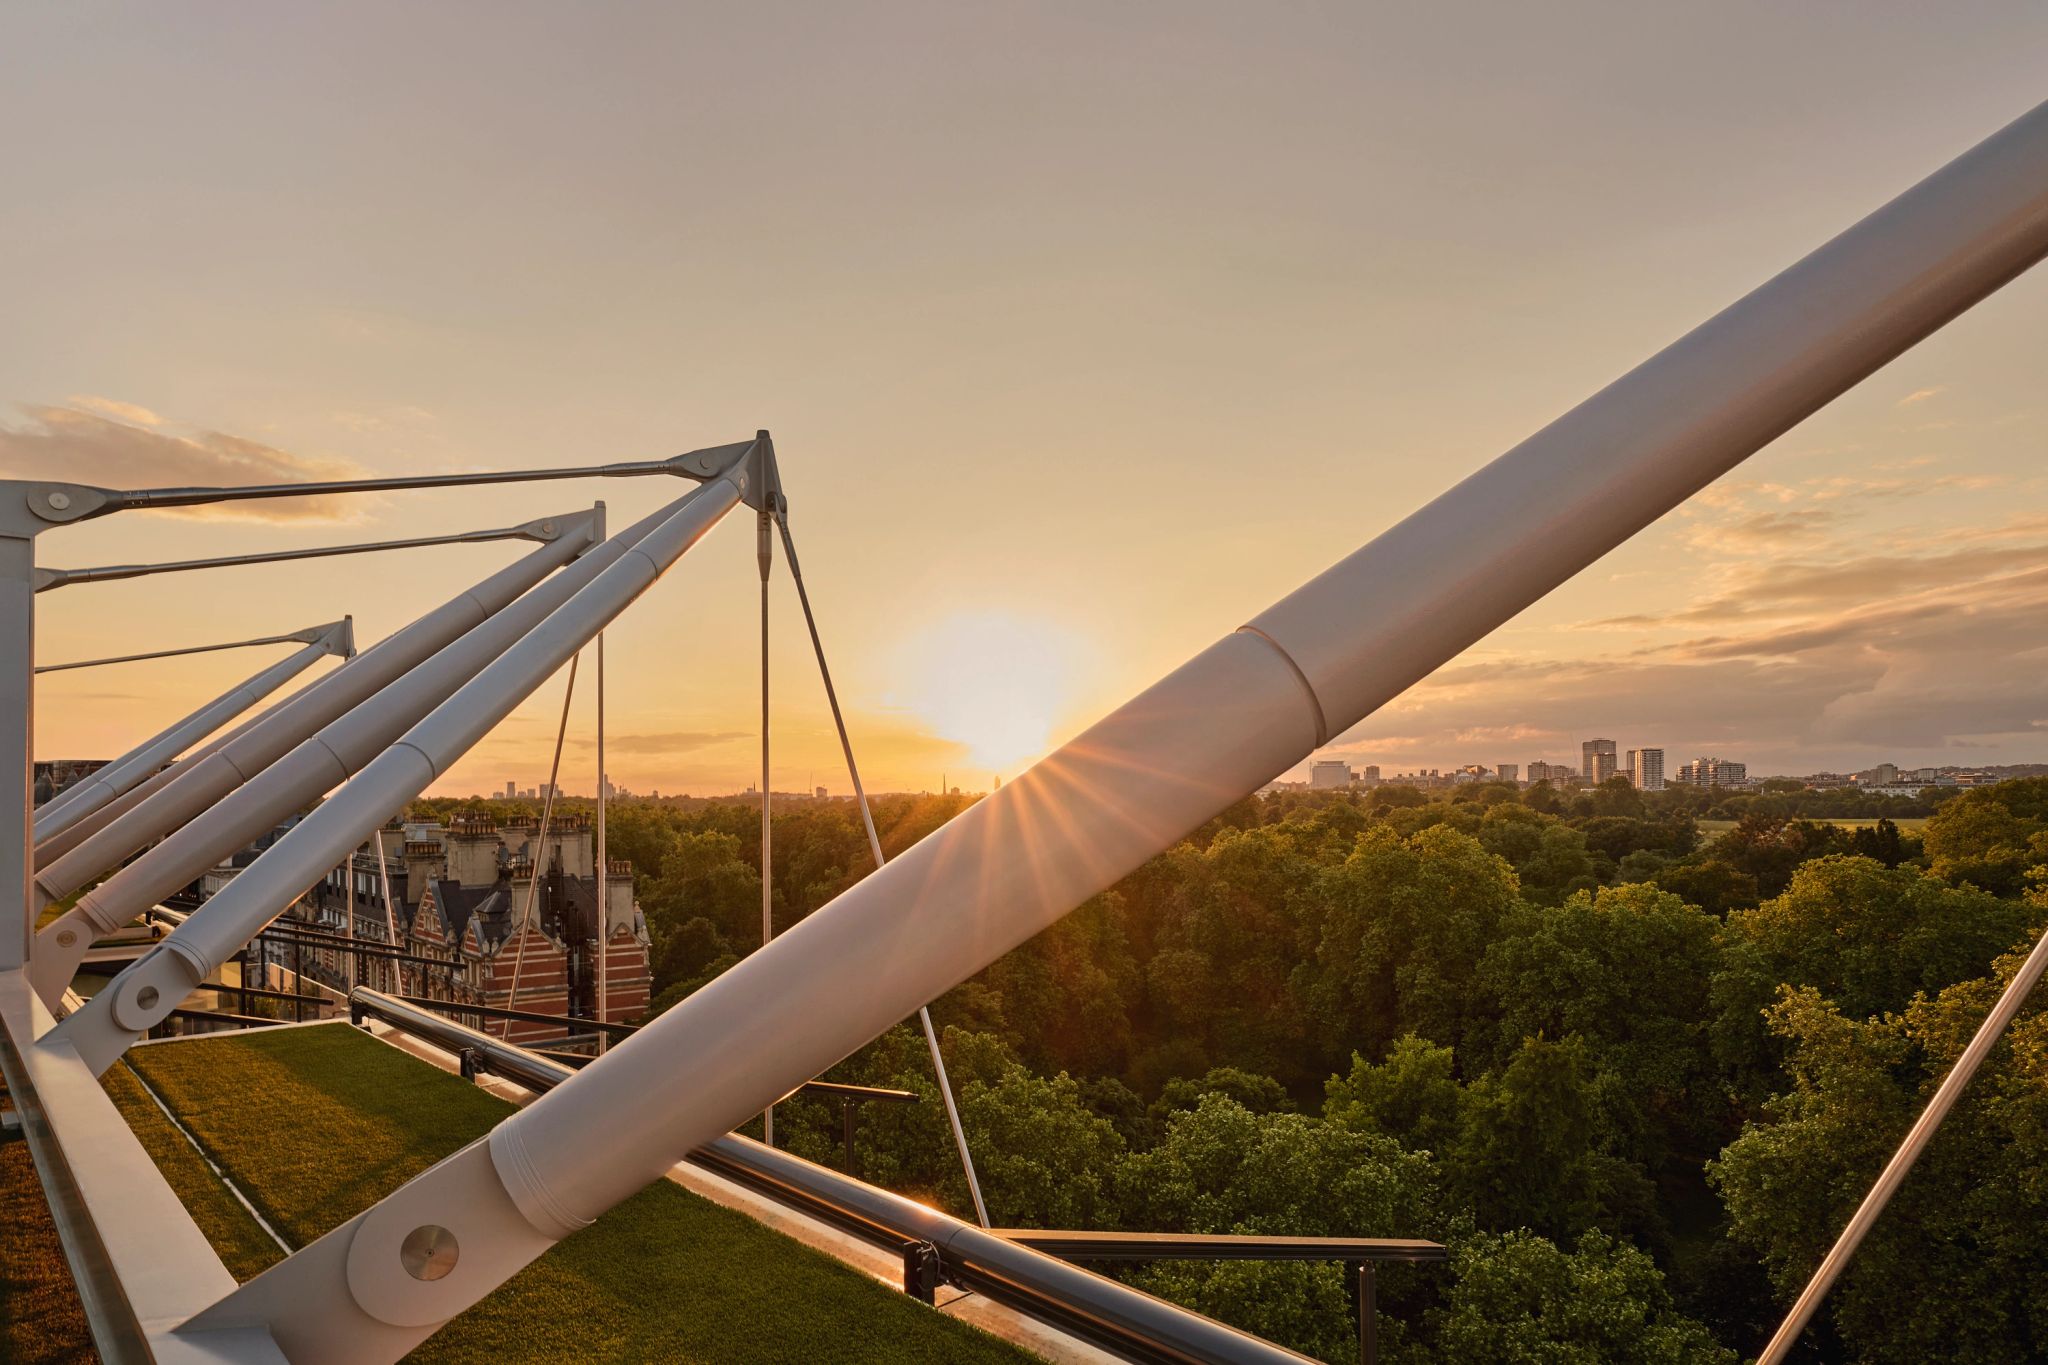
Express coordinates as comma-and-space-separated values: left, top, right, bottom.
47, 491, 72, 510
56, 929, 77, 948
400, 1225, 459, 1281
135, 986, 159, 1010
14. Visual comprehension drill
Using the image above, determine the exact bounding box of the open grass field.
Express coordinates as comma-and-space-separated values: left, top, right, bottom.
1696, 816, 1929, 836
115, 1023, 1034, 1364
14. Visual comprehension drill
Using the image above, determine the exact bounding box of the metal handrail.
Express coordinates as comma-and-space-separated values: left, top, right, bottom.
347, 988, 1312, 1364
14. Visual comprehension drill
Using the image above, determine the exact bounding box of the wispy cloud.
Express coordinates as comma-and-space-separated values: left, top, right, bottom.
66, 394, 163, 426
0, 401, 371, 523
1319, 484, 2048, 771
1897, 385, 1949, 407
564, 729, 750, 756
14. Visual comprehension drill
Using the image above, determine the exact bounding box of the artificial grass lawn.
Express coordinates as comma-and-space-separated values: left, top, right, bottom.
102, 1062, 286, 1281
0, 1121, 97, 1364
124, 1024, 1034, 1364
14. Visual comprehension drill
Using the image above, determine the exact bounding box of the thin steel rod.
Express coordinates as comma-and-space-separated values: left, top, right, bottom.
1758, 921, 2048, 1362
373, 828, 401, 997
758, 510, 774, 1145
776, 511, 991, 1227
595, 632, 607, 1053
99, 446, 750, 517
345, 841, 358, 991
35, 521, 557, 592
36, 628, 326, 674
502, 653, 579, 1038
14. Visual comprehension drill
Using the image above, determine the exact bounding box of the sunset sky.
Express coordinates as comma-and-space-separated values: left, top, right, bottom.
6, 3, 2046, 796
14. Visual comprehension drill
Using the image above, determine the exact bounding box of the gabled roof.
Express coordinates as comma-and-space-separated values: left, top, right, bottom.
429, 878, 514, 951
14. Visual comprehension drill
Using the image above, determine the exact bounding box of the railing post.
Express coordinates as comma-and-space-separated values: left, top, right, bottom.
841, 1096, 858, 1178
903, 1240, 943, 1305
1354, 1261, 1377, 1365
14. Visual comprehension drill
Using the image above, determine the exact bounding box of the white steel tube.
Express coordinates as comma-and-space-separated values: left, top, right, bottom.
29, 497, 680, 1010
29, 509, 602, 919
190, 105, 2048, 1361
57, 464, 749, 1074
32, 620, 352, 842
32, 685, 296, 869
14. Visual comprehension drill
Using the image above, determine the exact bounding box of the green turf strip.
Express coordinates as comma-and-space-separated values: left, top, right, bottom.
0, 1123, 97, 1365
126, 1024, 1035, 1364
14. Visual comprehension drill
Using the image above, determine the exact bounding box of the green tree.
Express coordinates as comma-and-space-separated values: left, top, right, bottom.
1710, 953, 2048, 1363
1324, 1034, 1464, 1157
1477, 884, 1724, 1163
1417, 1229, 1735, 1364
1711, 857, 2043, 1098
1922, 778, 2048, 895
638, 829, 761, 982
1652, 857, 1761, 916
1304, 825, 1519, 1060
1449, 1036, 1606, 1241
1117, 1095, 1441, 1363
956, 1066, 1126, 1229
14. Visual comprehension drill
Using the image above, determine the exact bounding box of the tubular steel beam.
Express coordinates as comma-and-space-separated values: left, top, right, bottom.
175, 103, 2048, 1363
25, 497, 720, 1007
55, 449, 756, 1075
33, 620, 352, 844
28, 507, 604, 933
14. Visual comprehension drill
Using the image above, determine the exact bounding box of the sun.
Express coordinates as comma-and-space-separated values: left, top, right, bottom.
886, 610, 1090, 777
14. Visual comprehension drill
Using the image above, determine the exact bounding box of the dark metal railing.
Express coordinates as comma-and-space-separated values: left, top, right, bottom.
348, 987, 1436, 1364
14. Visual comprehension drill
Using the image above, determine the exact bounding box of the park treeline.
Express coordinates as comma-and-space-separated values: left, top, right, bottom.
422, 777, 2048, 1363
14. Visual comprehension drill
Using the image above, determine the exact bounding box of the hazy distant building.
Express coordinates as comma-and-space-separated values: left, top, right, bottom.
1527, 760, 1576, 785
1629, 748, 1665, 791
1310, 759, 1355, 789
1497, 763, 1519, 785
32, 759, 106, 805
1859, 762, 1900, 786
1582, 738, 1618, 784
1676, 757, 1747, 787
1358, 765, 1381, 785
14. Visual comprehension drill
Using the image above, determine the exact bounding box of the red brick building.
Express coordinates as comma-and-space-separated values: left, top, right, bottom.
302, 811, 651, 1050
